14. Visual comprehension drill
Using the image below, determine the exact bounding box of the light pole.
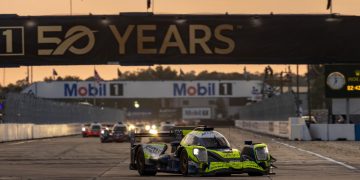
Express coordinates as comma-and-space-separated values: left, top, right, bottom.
2, 68, 5, 86
70, 0, 73, 15
307, 65, 312, 121
296, 64, 300, 117
152, 0, 155, 13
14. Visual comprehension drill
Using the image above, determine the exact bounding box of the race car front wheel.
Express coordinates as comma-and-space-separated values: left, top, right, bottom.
180, 149, 189, 176
136, 147, 157, 176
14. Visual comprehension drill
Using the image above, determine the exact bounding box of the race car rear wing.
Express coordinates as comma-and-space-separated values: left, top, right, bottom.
101, 123, 114, 128
129, 131, 172, 147
129, 126, 197, 147
82, 123, 90, 127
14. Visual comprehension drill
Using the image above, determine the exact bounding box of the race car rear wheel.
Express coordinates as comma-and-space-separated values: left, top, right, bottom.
180, 149, 189, 176
136, 147, 157, 176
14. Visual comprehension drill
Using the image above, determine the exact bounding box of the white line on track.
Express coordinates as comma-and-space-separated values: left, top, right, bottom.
274, 140, 357, 170
9, 140, 34, 145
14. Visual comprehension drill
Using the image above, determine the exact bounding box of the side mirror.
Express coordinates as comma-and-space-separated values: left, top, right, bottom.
244, 140, 253, 145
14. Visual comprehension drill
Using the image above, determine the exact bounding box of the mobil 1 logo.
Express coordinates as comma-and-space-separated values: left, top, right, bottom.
110, 83, 123, 96
0, 27, 24, 56
219, 83, 232, 95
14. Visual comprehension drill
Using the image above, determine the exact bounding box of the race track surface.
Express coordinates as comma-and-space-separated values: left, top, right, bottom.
0, 128, 359, 180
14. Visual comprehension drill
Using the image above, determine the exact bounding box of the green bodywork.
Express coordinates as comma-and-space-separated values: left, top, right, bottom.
180, 144, 268, 173
178, 131, 271, 174
137, 129, 272, 175
181, 129, 193, 137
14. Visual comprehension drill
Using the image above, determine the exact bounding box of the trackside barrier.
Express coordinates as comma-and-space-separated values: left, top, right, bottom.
289, 124, 312, 141
0, 123, 80, 142
308, 124, 355, 141
309, 124, 328, 141
234, 119, 291, 139
328, 124, 355, 141
287, 117, 312, 140
235, 118, 304, 140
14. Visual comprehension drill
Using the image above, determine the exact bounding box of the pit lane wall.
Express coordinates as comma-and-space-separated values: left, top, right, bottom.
0, 123, 80, 142
235, 119, 357, 141
234, 119, 292, 139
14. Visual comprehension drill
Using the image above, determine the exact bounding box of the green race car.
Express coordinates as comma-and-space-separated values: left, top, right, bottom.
129, 126, 276, 176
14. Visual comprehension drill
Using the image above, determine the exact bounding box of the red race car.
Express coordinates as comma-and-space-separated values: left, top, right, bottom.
82, 123, 102, 137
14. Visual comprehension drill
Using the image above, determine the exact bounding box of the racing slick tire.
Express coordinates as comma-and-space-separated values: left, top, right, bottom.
136, 147, 157, 176
180, 149, 189, 176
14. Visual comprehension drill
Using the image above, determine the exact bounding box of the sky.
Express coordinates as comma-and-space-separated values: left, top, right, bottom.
0, 0, 359, 85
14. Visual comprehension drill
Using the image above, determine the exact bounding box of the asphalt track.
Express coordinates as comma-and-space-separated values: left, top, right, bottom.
0, 128, 359, 180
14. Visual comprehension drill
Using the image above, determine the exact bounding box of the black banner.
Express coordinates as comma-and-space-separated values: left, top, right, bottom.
1, 14, 360, 66
325, 65, 360, 98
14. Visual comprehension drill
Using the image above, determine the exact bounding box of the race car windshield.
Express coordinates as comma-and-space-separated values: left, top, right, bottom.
114, 126, 127, 132
92, 125, 101, 130
199, 136, 230, 149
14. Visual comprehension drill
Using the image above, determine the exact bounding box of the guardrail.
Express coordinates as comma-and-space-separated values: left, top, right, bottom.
0, 123, 80, 142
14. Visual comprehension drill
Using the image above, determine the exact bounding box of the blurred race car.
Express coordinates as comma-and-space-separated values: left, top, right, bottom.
149, 122, 175, 143
82, 123, 102, 137
129, 126, 276, 176
135, 123, 147, 133
101, 122, 129, 143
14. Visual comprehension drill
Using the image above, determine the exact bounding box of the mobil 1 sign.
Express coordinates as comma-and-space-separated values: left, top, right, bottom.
173, 82, 232, 96
110, 83, 123, 96
22, 80, 258, 99
325, 65, 360, 98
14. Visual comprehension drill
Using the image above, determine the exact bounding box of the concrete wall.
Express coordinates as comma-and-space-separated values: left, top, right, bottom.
309, 124, 355, 141
0, 123, 80, 142
235, 120, 290, 139
290, 124, 312, 141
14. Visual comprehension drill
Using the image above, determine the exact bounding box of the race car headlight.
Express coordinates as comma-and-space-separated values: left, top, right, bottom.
193, 148, 199, 155
145, 125, 151, 131
101, 130, 105, 134
128, 125, 135, 131
255, 146, 269, 161
193, 148, 208, 163
149, 129, 158, 135
151, 125, 156, 129
81, 127, 86, 132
